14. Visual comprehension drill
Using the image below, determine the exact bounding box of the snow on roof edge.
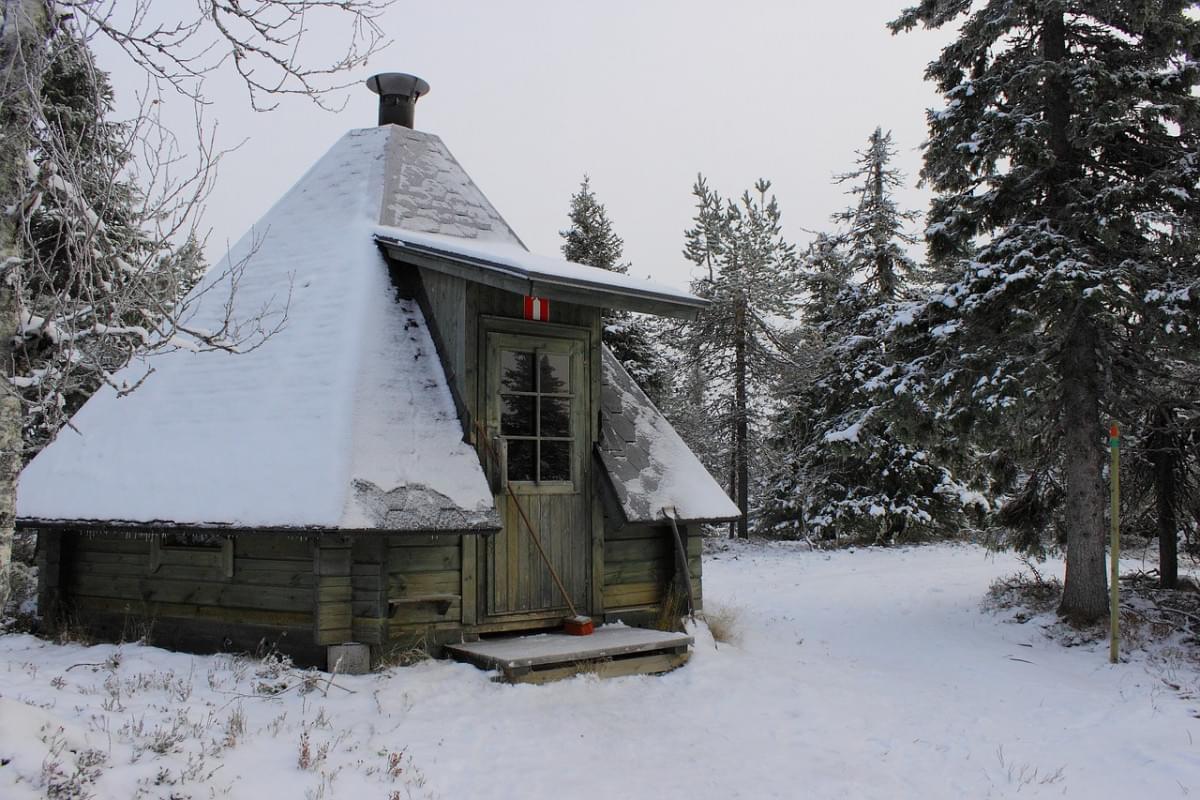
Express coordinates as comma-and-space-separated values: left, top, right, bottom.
374, 226, 708, 311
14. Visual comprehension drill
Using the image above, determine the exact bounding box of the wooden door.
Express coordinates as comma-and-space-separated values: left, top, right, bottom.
483, 330, 590, 620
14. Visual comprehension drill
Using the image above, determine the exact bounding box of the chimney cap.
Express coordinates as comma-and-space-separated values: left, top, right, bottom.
366, 73, 430, 99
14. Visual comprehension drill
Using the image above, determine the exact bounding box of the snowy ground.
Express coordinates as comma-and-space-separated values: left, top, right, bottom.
2, 543, 1198, 799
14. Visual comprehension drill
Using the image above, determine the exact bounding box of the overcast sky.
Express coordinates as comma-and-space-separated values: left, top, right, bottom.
98, 1, 955, 292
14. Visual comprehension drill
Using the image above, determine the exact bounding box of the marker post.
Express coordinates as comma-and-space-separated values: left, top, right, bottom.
1109, 422, 1120, 665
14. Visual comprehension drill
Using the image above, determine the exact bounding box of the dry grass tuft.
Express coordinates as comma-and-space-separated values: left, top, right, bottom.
984, 557, 1062, 621
702, 603, 743, 646
377, 635, 432, 670
654, 585, 690, 632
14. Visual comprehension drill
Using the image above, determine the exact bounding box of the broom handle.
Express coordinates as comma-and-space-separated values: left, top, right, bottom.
476, 422, 580, 618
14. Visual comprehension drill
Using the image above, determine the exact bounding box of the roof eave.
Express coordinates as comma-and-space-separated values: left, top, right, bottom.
375, 235, 707, 321
17, 517, 501, 535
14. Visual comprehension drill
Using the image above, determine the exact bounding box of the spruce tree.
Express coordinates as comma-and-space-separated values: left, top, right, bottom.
17, 27, 196, 455
683, 176, 800, 538
763, 132, 972, 543
834, 128, 924, 299
891, 1, 1200, 622
560, 175, 666, 400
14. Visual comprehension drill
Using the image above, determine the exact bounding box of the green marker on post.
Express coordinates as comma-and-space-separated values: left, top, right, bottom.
1109, 422, 1120, 665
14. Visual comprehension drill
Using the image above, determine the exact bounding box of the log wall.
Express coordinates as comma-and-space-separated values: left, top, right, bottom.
55, 532, 321, 663
602, 523, 702, 625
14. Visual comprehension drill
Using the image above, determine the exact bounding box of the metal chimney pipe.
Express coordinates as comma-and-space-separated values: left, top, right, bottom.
366, 73, 430, 128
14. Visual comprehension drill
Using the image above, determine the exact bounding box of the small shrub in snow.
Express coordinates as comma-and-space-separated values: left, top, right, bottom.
223, 705, 246, 747
38, 726, 106, 800
298, 731, 312, 770
984, 571, 1062, 621
991, 746, 1065, 790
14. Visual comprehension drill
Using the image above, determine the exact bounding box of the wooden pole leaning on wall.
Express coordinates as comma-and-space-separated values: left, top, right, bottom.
474, 421, 582, 622
1109, 422, 1121, 665
663, 507, 696, 621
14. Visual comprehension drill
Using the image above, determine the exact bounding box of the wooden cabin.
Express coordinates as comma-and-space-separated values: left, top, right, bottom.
17, 74, 739, 673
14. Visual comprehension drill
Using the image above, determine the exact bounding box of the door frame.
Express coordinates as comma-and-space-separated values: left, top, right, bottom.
473, 315, 597, 626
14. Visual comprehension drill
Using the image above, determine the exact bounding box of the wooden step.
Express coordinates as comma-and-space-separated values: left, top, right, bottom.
445, 626, 692, 684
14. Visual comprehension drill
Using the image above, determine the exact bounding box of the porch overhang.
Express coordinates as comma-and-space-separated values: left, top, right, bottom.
375, 228, 708, 320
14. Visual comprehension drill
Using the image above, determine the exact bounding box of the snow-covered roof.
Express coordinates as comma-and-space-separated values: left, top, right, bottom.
19, 122, 721, 533
374, 228, 708, 319
18, 126, 499, 531
598, 349, 740, 524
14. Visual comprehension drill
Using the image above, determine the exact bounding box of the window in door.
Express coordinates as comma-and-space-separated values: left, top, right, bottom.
499, 348, 573, 483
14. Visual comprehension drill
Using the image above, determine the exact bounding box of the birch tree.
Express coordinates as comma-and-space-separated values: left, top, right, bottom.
0, 0, 392, 610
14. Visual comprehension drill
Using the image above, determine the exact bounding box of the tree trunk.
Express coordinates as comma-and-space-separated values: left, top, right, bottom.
1042, 8, 1107, 623
733, 296, 749, 539
0, 0, 49, 609
1057, 317, 1109, 624
1151, 405, 1179, 590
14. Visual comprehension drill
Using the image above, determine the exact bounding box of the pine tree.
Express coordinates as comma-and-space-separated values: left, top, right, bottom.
890, 1, 1200, 622
763, 132, 973, 543
682, 176, 800, 538
560, 175, 666, 400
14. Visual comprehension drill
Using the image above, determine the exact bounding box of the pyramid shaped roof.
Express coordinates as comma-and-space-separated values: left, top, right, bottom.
18, 126, 507, 531
18, 124, 729, 531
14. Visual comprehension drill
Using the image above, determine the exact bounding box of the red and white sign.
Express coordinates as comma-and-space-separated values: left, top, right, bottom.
523, 296, 550, 322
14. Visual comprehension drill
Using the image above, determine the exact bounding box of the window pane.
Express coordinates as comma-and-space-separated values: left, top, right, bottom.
539, 353, 570, 394
539, 441, 571, 481
540, 398, 570, 437
507, 440, 536, 482
501, 395, 535, 436
501, 351, 535, 393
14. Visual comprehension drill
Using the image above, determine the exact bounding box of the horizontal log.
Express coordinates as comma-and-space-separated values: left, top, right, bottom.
603, 581, 662, 608
386, 546, 461, 573
604, 525, 673, 542
70, 550, 147, 566
234, 556, 312, 572
605, 538, 670, 564
352, 576, 383, 594
235, 537, 313, 560
351, 617, 385, 645
389, 571, 460, 598
71, 594, 312, 628
73, 537, 151, 555
317, 583, 352, 604
316, 607, 352, 629
315, 547, 352, 577
68, 573, 312, 611
604, 560, 667, 586
388, 599, 461, 626
389, 533, 462, 548
352, 598, 384, 617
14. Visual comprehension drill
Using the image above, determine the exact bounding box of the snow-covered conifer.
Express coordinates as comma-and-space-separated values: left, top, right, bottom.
681, 176, 800, 537
560, 176, 666, 401
890, 1, 1200, 622
17, 30, 204, 454
763, 133, 971, 543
